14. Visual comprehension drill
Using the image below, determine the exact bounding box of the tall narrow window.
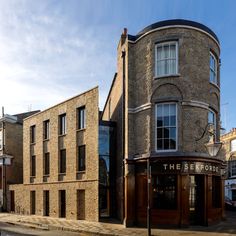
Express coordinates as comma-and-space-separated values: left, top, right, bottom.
30, 155, 36, 177
78, 106, 86, 129
30, 125, 36, 143
43, 120, 50, 140
156, 103, 177, 151
78, 145, 86, 171
59, 149, 66, 174
44, 153, 50, 176
43, 190, 50, 216
229, 160, 236, 177
210, 52, 217, 84
155, 41, 178, 77
59, 114, 66, 135
59, 190, 66, 218
30, 191, 36, 215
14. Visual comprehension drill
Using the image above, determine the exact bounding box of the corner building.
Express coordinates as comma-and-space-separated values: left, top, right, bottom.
10, 87, 99, 221
102, 20, 224, 226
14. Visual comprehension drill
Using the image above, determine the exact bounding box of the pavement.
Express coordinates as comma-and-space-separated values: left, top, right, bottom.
0, 211, 236, 235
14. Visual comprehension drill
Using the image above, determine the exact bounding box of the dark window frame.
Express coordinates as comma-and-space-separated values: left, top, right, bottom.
78, 145, 86, 172
43, 120, 50, 140
59, 149, 66, 174
30, 155, 36, 177
30, 125, 36, 144
59, 114, 66, 135
43, 152, 50, 176
77, 106, 86, 130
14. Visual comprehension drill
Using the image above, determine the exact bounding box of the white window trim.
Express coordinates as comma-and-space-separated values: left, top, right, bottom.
155, 41, 178, 78
230, 160, 236, 177
209, 52, 218, 85
155, 102, 178, 153
208, 109, 216, 125
231, 139, 236, 153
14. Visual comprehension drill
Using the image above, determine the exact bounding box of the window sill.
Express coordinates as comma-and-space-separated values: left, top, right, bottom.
30, 142, 36, 145
77, 170, 86, 174
155, 149, 178, 153
43, 174, 50, 177
154, 74, 180, 80
77, 128, 86, 132
43, 138, 50, 142
58, 134, 66, 137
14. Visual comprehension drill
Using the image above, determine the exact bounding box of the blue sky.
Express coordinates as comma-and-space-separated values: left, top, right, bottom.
0, 0, 235, 131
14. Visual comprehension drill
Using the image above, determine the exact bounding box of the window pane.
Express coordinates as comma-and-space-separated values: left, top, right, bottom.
157, 117, 163, 127
152, 175, 177, 209
164, 128, 169, 138
170, 138, 176, 149
163, 116, 169, 126
231, 139, 236, 152
169, 59, 176, 74
157, 128, 162, 139
157, 139, 163, 150
164, 139, 170, 149
156, 47, 162, 60
170, 44, 176, 58
208, 111, 215, 125
170, 128, 176, 139
156, 105, 163, 117
170, 116, 176, 126
164, 45, 169, 58
163, 104, 169, 116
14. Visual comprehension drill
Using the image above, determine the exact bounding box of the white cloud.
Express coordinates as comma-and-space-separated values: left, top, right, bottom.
0, 0, 116, 115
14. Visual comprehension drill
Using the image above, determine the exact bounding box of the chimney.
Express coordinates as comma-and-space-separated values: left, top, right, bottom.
121, 28, 128, 45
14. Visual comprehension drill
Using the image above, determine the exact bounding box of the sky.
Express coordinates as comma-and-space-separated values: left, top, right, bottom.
0, 0, 235, 131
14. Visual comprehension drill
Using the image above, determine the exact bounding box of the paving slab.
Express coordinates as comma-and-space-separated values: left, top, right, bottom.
0, 211, 235, 235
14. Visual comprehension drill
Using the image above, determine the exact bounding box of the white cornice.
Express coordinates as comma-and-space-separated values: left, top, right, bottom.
128, 103, 151, 114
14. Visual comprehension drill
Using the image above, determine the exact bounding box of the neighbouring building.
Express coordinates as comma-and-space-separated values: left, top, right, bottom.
9, 87, 99, 221
221, 128, 236, 208
102, 19, 225, 226
0, 111, 39, 211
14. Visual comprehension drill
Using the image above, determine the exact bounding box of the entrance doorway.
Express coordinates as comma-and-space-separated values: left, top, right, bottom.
189, 175, 205, 225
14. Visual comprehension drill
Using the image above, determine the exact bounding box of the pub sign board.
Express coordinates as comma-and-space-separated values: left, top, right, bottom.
151, 161, 222, 175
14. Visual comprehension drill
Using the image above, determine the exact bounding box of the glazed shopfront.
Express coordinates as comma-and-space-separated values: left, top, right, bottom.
135, 157, 224, 227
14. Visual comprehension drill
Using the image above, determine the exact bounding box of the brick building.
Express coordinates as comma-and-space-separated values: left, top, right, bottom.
102, 19, 224, 226
221, 128, 236, 207
9, 19, 225, 227
9, 87, 99, 221
0, 111, 39, 211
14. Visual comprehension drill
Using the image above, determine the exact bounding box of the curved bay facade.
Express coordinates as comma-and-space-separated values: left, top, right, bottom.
102, 19, 224, 227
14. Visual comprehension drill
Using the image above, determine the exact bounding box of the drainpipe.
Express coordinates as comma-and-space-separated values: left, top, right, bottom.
122, 48, 126, 223
1, 107, 6, 212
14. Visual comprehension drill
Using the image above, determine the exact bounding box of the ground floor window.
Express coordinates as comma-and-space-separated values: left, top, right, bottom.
59, 190, 66, 218
152, 175, 177, 209
43, 190, 50, 216
30, 191, 36, 214
232, 190, 236, 201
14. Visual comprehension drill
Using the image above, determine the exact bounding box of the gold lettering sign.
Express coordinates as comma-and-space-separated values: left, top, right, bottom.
160, 161, 220, 174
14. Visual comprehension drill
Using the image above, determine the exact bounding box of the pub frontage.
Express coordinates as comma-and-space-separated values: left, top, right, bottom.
135, 156, 224, 226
